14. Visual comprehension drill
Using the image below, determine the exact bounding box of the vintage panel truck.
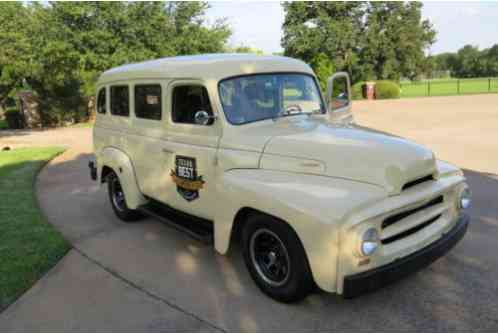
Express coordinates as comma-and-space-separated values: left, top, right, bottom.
90, 54, 471, 302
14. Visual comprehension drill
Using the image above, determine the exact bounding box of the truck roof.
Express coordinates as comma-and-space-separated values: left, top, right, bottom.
98, 54, 314, 84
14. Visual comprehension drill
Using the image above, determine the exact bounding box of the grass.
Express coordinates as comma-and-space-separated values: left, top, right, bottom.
0, 147, 70, 311
0, 119, 7, 130
400, 78, 498, 98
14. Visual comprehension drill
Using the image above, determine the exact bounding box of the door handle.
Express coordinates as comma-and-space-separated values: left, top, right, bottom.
162, 148, 174, 154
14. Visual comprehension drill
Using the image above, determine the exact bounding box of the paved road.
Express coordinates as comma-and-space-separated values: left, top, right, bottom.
1, 95, 498, 331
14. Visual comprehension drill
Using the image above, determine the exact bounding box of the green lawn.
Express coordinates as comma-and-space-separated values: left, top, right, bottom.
0, 147, 70, 311
400, 78, 498, 98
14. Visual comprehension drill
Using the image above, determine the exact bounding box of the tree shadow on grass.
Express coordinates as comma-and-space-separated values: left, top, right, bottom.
0, 149, 70, 312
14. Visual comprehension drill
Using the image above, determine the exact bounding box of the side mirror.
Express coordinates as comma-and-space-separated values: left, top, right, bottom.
326, 72, 354, 124
194, 110, 216, 126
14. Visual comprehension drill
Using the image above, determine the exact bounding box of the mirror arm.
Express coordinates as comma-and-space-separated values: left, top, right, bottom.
194, 110, 217, 125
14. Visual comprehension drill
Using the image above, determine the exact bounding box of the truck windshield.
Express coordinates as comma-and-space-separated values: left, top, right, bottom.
218, 73, 325, 125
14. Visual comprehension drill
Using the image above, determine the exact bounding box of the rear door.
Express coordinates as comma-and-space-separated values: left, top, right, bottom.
126, 80, 169, 197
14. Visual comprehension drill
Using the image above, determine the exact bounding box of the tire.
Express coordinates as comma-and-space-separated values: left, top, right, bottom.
242, 214, 314, 303
107, 170, 143, 222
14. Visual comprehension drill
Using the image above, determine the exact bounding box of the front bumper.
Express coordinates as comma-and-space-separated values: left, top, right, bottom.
343, 213, 469, 298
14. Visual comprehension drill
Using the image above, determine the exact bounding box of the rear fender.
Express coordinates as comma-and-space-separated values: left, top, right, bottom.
97, 147, 147, 209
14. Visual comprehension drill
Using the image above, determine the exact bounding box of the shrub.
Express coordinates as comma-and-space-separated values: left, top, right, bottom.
352, 81, 366, 100
4, 108, 24, 129
374, 80, 400, 99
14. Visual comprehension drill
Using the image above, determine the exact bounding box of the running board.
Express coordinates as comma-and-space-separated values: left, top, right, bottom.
138, 200, 214, 244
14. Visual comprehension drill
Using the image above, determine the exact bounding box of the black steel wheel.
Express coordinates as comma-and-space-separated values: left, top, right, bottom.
107, 170, 142, 222
250, 228, 291, 287
242, 214, 314, 303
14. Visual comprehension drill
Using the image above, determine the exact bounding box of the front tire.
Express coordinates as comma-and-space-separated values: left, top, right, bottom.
242, 214, 314, 303
107, 170, 142, 222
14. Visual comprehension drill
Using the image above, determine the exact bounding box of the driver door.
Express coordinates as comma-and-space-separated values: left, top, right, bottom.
154, 80, 220, 220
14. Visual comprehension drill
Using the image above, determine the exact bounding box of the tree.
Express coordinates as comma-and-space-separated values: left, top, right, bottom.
453, 45, 484, 78
309, 53, 334, 91
360, 2, 436, 81
0, 1, 231, 126
0, 3, 34, 107
430, 52, 458, 77
282, 2, 364, 82
228, 45, 264, 55
281, 1, 436, 83
430, 44, 498, 78
483, 44, 498, 77
167, 2, 230, 55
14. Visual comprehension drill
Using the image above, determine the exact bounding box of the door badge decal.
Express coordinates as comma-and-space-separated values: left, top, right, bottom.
170, 156, 205, 201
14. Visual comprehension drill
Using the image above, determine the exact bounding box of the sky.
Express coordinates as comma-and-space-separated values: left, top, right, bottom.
206, 1, 498, 55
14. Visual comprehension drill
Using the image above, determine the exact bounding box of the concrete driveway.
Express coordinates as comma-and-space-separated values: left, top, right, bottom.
1, 94, 498, 331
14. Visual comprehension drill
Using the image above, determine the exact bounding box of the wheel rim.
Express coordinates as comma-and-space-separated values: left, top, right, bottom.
249, 228, 291, 287
110, 174, 126, 212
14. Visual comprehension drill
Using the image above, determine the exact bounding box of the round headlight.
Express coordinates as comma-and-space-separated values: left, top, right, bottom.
459, 187, 472, 210
360, 228, 379, 256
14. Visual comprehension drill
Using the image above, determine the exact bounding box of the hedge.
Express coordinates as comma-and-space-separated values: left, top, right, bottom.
374, 80, 401, 99
351, 80, 400, 100
352, 82, 366, 100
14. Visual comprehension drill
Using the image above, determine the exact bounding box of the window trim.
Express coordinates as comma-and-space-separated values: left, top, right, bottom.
110, 85, 130, 117
134, 84, 162, 121
171, 83, 214, 126
217, 71, 326, 126
97, 87, 107, 114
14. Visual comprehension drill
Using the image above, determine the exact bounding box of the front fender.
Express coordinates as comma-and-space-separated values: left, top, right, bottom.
97, 147, 147, 209
214, 169, 387, 292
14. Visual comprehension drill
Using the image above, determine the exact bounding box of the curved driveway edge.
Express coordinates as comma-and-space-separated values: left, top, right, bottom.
0, 140, 221, 332
2, 94, 498, 331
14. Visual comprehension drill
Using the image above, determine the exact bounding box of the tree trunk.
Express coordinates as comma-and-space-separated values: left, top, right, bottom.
87, 96, 96, 122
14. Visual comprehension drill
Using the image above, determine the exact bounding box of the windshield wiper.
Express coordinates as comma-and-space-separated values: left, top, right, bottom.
277, 104, 304, 118
274, 109, 324, 121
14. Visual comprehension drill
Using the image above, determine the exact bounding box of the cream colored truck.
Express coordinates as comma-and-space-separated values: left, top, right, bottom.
89, 54, 471, 302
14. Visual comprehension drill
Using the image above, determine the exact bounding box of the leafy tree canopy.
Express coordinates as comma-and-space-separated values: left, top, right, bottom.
282, 1, 436, 82
429, 44, 498, 78
0, 1, 231, 125
228, 45, 264, 55
282, 2, 364, 82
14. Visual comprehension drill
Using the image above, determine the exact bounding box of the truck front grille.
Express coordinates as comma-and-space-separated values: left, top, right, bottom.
401, 174, 434, 191
381, 195, 445, 245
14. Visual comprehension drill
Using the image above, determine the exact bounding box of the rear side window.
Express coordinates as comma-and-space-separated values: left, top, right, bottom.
110, 86, 129, 117
135, 85, 161, 120
172, 85, 213, 124
97, 88, 106, 114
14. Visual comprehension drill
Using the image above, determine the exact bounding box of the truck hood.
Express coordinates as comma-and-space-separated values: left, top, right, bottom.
260, 117, 436, 195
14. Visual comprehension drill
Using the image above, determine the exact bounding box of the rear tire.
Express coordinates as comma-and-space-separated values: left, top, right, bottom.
107, 170, 143, 222
242, 214, 314, 303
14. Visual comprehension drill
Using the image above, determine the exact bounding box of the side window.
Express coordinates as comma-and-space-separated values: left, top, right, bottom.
172, 85, 213, 124
97, 88, 106, 114
135, 85, 161, 120
110, 85, 129, 117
